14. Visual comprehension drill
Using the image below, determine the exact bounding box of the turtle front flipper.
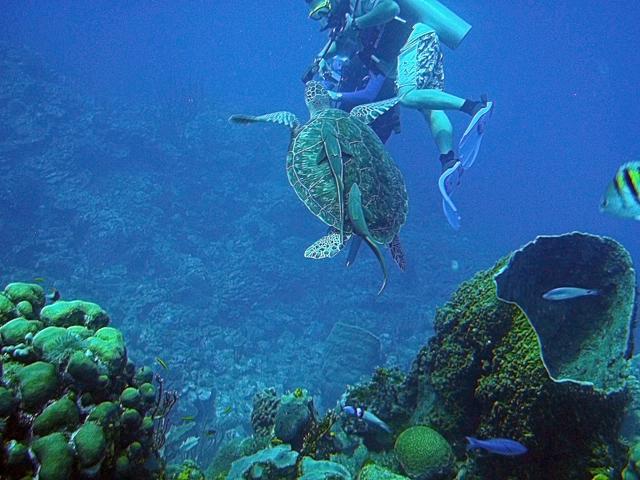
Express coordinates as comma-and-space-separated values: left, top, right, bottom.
320, 124, 345, 246
229, 111, 300, 130
350, 98, 399, 125
304, 231, 351, 259
347, 183, 388, 295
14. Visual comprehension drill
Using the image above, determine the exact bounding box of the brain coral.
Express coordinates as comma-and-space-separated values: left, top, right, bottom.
394, 426, 453, 479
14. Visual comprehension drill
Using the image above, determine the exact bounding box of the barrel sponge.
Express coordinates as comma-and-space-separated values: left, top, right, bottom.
394, 426, 454, 479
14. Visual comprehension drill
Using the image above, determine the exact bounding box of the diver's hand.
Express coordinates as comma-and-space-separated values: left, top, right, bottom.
317, 58, 330, 76
343, 13, 354, 31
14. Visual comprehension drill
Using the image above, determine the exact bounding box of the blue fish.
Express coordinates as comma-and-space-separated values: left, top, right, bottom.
542, 287, 600, 301
465, 436, 527, 456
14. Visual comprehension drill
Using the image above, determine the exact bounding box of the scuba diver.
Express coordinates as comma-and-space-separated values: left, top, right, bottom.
303, 0, 412, 143
304, 0, 493, 229
395, 17, 493, 228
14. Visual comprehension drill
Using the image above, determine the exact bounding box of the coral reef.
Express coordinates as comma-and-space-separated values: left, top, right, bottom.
357, 464, 409, 480
2, 42, 637, 479
274, 389, 319, 449
298, 456, 351, 479
0, 282, 175, 479
198, 232, 637, 480
406, 235, 633, 478
251, 388, 280, 438
623, 442, 640, 479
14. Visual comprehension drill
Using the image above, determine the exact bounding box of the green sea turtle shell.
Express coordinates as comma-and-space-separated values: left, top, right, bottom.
286, 108, 408, 245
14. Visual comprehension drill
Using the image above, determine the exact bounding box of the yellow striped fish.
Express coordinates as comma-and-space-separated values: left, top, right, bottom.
601, 162, 640, 220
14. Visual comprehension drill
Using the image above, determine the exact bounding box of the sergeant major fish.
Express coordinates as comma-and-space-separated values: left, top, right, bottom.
601, 161, 640, 220
542, 287, 600, 301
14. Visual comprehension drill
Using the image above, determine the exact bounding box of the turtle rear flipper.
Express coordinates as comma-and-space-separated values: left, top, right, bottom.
304, 231, 350, 259
348, 233, 405, 272
229, 111, 300, 129
389, 235, 407, 271
347, 183, 388, 295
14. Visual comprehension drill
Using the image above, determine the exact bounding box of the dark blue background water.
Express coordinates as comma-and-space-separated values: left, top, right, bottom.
2, 0, 637, 261
1, 1, 639, 437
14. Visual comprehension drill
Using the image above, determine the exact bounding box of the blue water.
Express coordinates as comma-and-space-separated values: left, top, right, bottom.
3, 2, 637, 253
1, 0, 639, 466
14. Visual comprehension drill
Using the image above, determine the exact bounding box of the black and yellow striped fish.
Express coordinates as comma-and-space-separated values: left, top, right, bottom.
601, 162, 640, 220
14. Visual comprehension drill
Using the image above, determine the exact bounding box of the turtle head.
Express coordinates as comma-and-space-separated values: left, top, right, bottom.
304, 81, 331, 117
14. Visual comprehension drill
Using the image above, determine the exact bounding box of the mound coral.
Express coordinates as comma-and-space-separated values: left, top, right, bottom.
394, 426, 453, 479
0, 282, 175, 479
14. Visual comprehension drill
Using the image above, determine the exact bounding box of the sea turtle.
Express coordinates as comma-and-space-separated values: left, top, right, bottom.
229, 81, 408, 294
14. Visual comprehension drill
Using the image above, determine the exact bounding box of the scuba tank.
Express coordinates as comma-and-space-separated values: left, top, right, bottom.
398, 0, 471, 49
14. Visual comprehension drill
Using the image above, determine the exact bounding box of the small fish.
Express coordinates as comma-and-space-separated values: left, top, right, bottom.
466, 436, 527, 456
222, 406, 233, 416
181, 416, 196, 422
601, 161, 640, 220
343, 405, 392, 434
33, 277, 45, 283
542, 287, 600, 301
205, 429, 217, 437
155, 357, 169, 370
45, 288, 60, 304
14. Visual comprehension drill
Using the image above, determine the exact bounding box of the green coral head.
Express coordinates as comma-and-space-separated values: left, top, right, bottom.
293, 387, 304, 399
394, 426, 454, 479
47, 331, 87, 364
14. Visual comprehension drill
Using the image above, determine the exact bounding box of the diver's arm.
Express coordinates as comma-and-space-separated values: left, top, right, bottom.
353, 0, 400, 29
339, 71, 386, 108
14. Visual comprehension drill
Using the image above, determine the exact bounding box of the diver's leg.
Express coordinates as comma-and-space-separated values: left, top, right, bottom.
401, 88, 486, 117
401, 89, 464, 111
424, 109, 453, 154
420, 108, 456, 172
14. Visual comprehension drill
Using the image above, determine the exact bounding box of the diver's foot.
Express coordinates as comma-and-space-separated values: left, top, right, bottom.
439, 151, 463, 187
439, 158, 463, 193
439, 150, 457, 173
461, 94, 489, 117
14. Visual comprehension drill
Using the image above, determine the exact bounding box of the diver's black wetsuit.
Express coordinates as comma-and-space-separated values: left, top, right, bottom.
313, 5, 412, 143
